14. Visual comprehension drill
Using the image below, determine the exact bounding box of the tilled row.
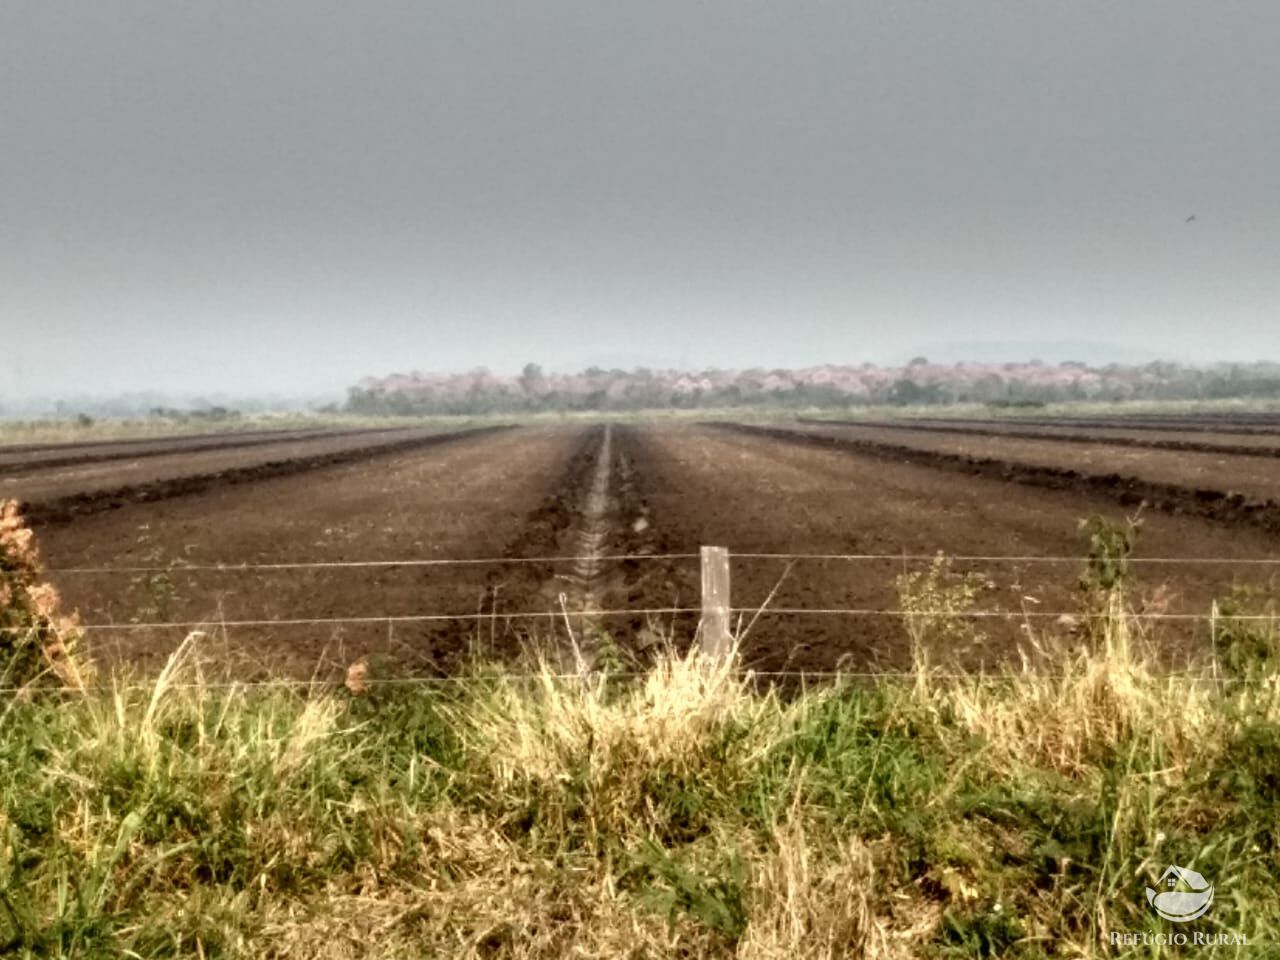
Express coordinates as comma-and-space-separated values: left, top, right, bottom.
724, 422, 1280, 535
482, 424, 695, 668
1002, 413, 1280, 435
32, 426, 589, 677
615, 423, 1280, 675
798, 417, 1280, 458
19, 426, 513, 526
0, 425, 410, 475
27, 420, 1280, 681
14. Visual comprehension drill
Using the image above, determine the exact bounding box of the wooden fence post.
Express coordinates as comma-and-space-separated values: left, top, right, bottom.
700, 545, 732, 658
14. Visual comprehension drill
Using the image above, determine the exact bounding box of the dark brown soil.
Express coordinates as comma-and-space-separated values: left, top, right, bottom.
22, 421, 1280, 682
749, 423, 1280, 532
616, 424, 1280, 674
800, 418, 1280, 457
0, 425, 337, 457
34, 427, 593, 677
992, 414, 1280, 435
13, 427, 502, 522
0, 425, 408, 474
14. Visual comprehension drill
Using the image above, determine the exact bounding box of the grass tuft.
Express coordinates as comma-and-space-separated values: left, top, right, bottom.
3, 515, 1279, 956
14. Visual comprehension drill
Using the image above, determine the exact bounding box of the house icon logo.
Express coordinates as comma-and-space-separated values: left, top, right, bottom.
1146, 865, 1214, 922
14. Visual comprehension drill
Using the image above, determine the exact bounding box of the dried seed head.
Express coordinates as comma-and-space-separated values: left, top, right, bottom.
1, 499, 92, 692
26, 583, 61, 619
345, 660, 370, 695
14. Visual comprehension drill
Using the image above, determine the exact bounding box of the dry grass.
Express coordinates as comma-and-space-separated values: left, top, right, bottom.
2, 615, 1276, 958
3, 515, 1278, 957
0, 500, 91, 694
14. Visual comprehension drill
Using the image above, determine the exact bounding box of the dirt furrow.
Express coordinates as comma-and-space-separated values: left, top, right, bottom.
0, 426, 406, 474
981, 415, 1280, 436
800, 418, 1280, 458
0, 424, 338, 457
621, 424, 1280, 673
723, 422, 1280, 535
19, 427, 512, 525
36, 427, 586, 676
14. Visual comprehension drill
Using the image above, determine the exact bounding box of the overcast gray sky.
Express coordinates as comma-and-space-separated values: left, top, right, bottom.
2, 1, 1278, 399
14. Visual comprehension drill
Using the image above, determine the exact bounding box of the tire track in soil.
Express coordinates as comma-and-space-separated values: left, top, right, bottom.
478, 425, 696, 670
472, 424, 615, 667
716, 422, 1280, 537
458, 426, 606, 668
561, 426, 697, 667
559, 424, 614, 668
608, 427, 709, 656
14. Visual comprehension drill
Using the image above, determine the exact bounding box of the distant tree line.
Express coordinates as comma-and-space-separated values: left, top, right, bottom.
147, 406, 240, 422
346, 360, 1280, 415
0, 392, 338, 421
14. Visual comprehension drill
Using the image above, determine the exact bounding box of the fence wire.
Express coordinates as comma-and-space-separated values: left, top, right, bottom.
2, 606, 1275, 635
44, 553, 702, 575
42, 551, 1280, 575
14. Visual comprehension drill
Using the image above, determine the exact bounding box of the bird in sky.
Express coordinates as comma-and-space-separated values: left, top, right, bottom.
1186, 214, 1197, 222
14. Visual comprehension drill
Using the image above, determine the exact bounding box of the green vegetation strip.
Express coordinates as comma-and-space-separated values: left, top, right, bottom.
4, 505, 1279, 957
1, 625, 1278, 958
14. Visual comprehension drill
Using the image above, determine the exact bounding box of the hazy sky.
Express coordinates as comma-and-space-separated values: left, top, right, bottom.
2, 1, 1278, 399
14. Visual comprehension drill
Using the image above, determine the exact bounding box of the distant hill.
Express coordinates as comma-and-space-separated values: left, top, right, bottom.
0, 391, 344, 420
912, 341, 1165, 366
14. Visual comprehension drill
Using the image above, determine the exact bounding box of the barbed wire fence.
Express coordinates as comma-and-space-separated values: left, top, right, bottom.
41, 551, 1280, 574
10, 547, 1278, 693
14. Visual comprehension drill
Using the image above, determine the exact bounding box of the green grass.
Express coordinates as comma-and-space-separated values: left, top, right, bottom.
2, 618, 1278, 959
4, 509, 1279, 957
